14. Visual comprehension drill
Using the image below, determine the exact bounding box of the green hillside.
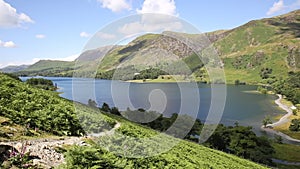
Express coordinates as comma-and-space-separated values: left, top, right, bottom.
17, 60, 75, 77
17, 10, 300, 84
0, 65, 29, 73
0, 73, 267, 168
63, 116, 267, 169
0, 73, 115, 138
215, 10, 300, 83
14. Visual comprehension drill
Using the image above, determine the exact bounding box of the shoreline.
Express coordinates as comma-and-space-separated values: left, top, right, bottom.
261, 94, 300, 143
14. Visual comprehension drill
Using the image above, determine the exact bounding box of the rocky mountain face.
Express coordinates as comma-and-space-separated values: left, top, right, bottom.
18, 10, 300, 83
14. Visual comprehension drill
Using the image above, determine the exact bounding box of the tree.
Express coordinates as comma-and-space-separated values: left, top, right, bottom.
260, 68, 273, 79
110, 107, 121, 116
262, 116, 272, 128
205, 125, 275, 165
26, 78, 56, 91
101, 102, 110, 112
274, 135, 283, 144
88, 99, 97, 108
289, 119, 300, 131
257, 86, 267, 94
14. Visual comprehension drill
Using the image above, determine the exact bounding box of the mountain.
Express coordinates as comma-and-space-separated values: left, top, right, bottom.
0, 65, 29, 73
18, 10, 300, 84
17, 60, 75, 77
213, 9, 300, 83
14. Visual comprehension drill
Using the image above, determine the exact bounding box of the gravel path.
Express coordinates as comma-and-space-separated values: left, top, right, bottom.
0, 122, 121, 168
261, 94, 300, 144
267, 94, 293, 127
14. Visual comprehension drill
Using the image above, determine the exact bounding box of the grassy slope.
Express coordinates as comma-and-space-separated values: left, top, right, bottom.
19, 60, 75, 76
98, 10, 299, 84
214, 10, 300, 83
17, 10, 299, 84
273, 143, 300, 162
25, 60, 75, 71
0, 73, 115, 138
63, 114, 267, 169
0, 74, 267, 168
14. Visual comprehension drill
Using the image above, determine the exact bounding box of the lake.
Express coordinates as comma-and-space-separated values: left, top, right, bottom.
20, 77, 285, 134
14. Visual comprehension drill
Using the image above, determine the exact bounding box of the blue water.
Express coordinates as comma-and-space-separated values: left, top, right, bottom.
20, 77, 286, 133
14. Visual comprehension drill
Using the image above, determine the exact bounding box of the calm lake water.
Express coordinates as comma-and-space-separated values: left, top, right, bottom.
20, 77, 286, 134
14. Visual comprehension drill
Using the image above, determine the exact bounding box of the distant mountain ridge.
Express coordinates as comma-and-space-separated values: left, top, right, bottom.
17, 10, 300, 83
0, 65, 29, 73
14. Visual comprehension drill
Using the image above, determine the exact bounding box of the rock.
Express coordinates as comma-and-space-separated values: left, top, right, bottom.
15, 142, 23, 152
33, 159, 51, 169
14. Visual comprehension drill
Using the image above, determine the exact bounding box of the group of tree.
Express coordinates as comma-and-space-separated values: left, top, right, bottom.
26, 78, 57, 91
289, 119, 300, 131
134, 68, 168, 80
99, 102, 275, 166
272, 71, 300, 104
204, 124, 274, 165
98, 102, 121, 116
260, 67, 273, 79
262, 116, 273, 127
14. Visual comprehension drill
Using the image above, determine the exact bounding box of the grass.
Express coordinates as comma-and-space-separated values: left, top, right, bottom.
273, 113, 300, 140
272, 143, 300, 162
60, 113, 268, 169
0, 116, 58, 142
25, 60, 74, 71
276, 164, 300, 169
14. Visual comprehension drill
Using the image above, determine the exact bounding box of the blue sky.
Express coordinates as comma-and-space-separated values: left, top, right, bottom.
0, 0, 299, 68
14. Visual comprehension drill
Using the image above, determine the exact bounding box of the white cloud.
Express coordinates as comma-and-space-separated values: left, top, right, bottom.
117, 0, 181, 35
267, 0, 286, 15
35, 34, 46, 39
57, 54, 79, 61
98, 0, 131, 12
80, 31, 91, 38
0, 40, 16, 48
0, 0, 34, 28
33, 54, 79, 63
137, 0, 177, 16
96, 32, 116, 39
118, 14, 183, 35
266, 0, 300, 16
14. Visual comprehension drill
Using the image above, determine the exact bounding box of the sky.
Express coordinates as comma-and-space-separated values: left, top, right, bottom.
0, 0, 299, 68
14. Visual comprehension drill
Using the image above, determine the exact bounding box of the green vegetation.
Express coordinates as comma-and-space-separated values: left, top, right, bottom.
26, 78, 57, 91
260, 68, 273, 79
289, 119, 300, 131
204, 124, 274, 165
272, 143, 300, 162
257, 86, 268, 94
262, 116, 273, 127
61, 114, 267, 169
272, 71, 300, 104
133, 68, 168, 80
0, 73, 115, 137
0, 73, 278, 168
15, 10, 300, 85
100, 106, 274, 166
17, 60, 75, 77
